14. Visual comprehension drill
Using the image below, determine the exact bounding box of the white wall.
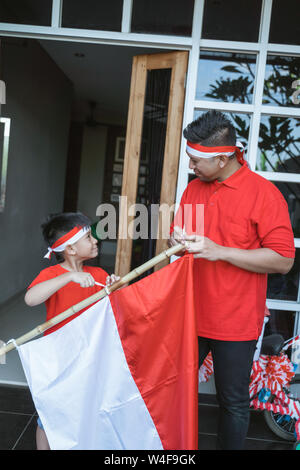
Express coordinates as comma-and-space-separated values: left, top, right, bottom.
77, 124, 107, 222
0, 38, 73, 304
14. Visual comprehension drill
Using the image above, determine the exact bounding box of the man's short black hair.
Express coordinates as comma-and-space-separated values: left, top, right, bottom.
41, 212, 91, 262
183, 110, 236, 147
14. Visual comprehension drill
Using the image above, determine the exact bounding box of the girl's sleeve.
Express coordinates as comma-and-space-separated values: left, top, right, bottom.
93, 267, 110, 285
27, 268, 54, 290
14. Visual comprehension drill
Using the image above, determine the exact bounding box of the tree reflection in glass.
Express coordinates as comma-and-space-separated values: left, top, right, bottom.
196, 51, 256, 104
263, 55, 300, 108
197, 51, 300, 175
257, 116, 300, 174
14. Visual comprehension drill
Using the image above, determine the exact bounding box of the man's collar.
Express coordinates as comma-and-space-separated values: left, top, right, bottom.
215, 161, 249, 189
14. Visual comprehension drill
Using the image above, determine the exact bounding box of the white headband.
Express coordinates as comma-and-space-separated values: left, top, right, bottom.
186, 141, 244, 159
44, 226, 90, 259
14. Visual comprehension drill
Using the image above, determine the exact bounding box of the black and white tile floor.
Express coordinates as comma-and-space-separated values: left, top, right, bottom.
0, 385, 294, 450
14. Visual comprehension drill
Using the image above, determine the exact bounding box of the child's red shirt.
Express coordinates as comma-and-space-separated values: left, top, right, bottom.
28, 265, 108, 335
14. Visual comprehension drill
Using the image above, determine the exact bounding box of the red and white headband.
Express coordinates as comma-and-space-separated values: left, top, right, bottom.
44, 226, 90, 259
186, 141, 245, 164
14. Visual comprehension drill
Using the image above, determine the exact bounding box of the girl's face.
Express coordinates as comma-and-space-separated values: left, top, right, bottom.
70, 229, 98, 260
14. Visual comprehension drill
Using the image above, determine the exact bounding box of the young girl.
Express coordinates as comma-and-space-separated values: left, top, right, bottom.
25, 212, 120, 450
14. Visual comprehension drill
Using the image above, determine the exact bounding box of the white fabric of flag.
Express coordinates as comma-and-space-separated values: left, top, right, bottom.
17, 295, 163, 450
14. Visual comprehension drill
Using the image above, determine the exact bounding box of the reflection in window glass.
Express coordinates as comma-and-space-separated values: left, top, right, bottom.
263, 55, 300, 108
62, 0, 123, 31
194, 110, 250, 150
202, 0, 262, 42
131, 0, 194, 36
275, 182, 300, 236
196, 51, 256, 104
269, 0, 300, 46
257, 116, 300, 174
265, 311, 297, 343
0, 0, 52, 26
268, 248, 299, 303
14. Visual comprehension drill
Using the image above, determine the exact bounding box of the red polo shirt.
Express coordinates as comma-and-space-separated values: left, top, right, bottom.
171, 162, 295, 341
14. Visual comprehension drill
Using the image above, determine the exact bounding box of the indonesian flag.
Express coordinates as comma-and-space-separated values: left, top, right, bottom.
17, 256, 198, 450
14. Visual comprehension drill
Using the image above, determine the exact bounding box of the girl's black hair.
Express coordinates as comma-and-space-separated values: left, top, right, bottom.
183, 110, 236, 147
41, 212, 91, 262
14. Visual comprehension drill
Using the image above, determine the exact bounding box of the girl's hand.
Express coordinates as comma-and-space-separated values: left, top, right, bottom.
106, 274, 121, 287
70, 272, 96, 288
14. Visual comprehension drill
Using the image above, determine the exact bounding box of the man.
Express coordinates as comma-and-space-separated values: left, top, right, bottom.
169, 110, 295, 450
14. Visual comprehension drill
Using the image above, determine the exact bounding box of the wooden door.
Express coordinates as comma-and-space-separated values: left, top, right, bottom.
115, 51, 188, 277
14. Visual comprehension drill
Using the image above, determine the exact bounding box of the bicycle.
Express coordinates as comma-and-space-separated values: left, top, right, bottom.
250, 333, 300, 449
199, 329, 300, 449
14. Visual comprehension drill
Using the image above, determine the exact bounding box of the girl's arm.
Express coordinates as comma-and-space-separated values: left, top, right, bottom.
25, 271, 97, 307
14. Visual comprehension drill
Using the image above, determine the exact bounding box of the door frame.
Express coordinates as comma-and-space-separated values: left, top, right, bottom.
115, 50, 188, 277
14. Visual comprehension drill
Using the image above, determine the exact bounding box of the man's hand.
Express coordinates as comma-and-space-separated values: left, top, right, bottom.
167, 226, 187, 256
184, 235, 224, 261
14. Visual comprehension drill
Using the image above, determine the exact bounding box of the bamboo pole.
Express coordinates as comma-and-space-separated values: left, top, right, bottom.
0, 244, 184, 357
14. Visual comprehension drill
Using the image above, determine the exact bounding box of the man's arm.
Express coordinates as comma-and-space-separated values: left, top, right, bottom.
221, 246, 294, 274
185, 235, 294, 275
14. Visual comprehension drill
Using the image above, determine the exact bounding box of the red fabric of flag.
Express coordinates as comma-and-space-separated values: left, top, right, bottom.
110, 255, 198, 450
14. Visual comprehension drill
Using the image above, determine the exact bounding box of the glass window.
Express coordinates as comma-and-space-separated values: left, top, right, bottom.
257, 116, 300, 174
263, 55, 300, 108
201, 0, 262, 42
62, 0, 123, 31
0, 0, 52, 26
196, 51, 257, 104
268, 249, 299, 303
274, 182, 300, 236
131, 0, 194, 36
269, 0, 300, 46
264, 311, 297, 343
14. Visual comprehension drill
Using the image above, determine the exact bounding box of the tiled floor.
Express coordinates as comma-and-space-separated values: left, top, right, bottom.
0, 385, 295, 450
198, 395, 294, 450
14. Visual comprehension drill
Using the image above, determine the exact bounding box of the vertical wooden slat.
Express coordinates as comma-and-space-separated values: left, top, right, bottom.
115, 55, 147, 276
154, 52, 188, 268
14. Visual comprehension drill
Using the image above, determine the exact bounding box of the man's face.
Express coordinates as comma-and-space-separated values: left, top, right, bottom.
187, 152, 221, 182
